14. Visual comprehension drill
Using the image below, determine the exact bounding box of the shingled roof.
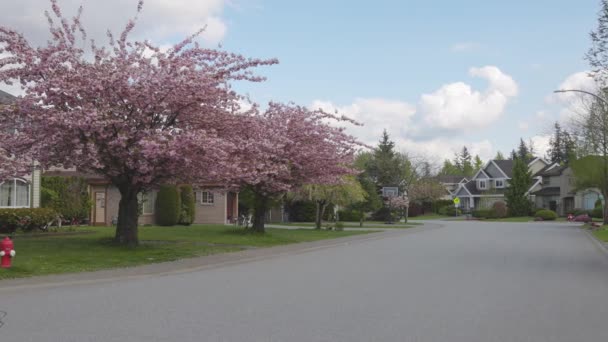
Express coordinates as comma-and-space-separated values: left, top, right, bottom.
491, 160, 514, 178
0, 90, 16, 105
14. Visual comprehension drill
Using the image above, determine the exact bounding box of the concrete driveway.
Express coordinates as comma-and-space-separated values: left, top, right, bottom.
2, 221, 608, 342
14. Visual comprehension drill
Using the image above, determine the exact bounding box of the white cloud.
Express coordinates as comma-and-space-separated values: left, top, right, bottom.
311, 98, 416, 147
396, 138, 494, 162
546, 71, 598, 123
451, 42, 480, 53
0, 0, 228, 47
530, 135, 551, 158
518, 121, 529, 131
419, 66, 518, 131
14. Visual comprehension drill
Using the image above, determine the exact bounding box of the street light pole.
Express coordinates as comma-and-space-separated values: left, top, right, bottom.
554, 89, 608, 106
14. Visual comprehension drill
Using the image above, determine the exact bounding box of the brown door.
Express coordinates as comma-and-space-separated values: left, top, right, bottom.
94, 192, 106, 225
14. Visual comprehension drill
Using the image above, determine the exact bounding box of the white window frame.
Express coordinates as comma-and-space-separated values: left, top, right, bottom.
0, 178, 31, 208
138, 191, 156, 215
200, 191, 215, 205
495, 179, 505, 188
478, 180, 487, 190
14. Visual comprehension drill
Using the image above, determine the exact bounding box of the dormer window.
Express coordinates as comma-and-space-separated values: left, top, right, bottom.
495, 179, 505, 188
478, 180, 487, 190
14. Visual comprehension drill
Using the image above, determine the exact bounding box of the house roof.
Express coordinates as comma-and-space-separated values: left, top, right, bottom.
538, 164, 568, 177
532, 186, 561, 196
491, 160, 514, 178
0, 90, 16, 105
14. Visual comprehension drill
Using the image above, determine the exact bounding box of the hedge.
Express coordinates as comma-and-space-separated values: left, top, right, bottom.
535, 209, 557, 221
337, 209, 362, 222
491, 201, 508, 218
0, 208, 58, 234
179, 185, 195, 226
155, 185, 181, 226
439, 205, 461, 216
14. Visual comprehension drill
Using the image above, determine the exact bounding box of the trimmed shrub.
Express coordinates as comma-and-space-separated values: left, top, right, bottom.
41, 176, 91, 224
491, 201, 508, 218
535, 209, 557, 221
439, 205, 461, 216
591, 207, 604, 219
431, 200, 454, 214
155, 185, 181, 226
0, 208, 57, 234
178, 185, 195, 225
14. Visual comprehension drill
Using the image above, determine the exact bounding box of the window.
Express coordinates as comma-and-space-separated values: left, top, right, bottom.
139, 191, 156, 215
495, 179, 504, 188
200, 191, 214, 205
478, 180, 487, 190
0, 179, 30, 208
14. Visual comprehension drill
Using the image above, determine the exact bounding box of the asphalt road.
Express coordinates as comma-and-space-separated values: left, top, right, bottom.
2, 221, 608, 342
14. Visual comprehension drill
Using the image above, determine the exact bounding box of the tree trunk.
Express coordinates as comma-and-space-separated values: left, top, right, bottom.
315, 200, 328, 230
359, 208, 364, 227
114, 185, 140, 247
251, 192, 268, 233
404, 206, 409, 223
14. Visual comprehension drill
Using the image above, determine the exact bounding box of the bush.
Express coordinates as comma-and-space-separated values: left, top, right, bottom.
491, 201, 508, 218
535, 209, 557, 221
371, 207, 393, 222
285, 200, 316, 222
178, 185, 195, 225
439, 205, 461, 216
591, 207, 604, 219
0, 208, 57, 234
155, 185, 181, 226
337, 209, 362, 222
41, 176, 91, 224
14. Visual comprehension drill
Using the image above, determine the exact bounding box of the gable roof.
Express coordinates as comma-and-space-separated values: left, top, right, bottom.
492, 160, 514, 178
0, 90, 16, 105
539, 164, 568, 177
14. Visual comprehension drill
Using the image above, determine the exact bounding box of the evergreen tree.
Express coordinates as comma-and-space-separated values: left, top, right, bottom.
368, 130, 401, 186
473, 155, 484, 171
459, 146, 474, 176
505, 157, 533, 217
494, 151, 505, 160
510, 149, 518, 160
517, 138, 530, 160
548, 122, 576, 165
438, 159, 460, 176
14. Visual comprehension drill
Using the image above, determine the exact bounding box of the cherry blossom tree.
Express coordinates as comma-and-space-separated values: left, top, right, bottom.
0, 0, 277, 246
224, 103, 362, 232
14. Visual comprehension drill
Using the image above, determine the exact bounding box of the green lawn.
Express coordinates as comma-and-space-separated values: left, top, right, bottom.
0, 225, 372, 280
592, 228, 608, 242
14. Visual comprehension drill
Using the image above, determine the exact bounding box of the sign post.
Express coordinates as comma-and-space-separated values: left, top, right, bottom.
453, 197, 460, 217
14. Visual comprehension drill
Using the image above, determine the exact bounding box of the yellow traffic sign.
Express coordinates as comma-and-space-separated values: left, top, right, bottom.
453, 197, 460, 205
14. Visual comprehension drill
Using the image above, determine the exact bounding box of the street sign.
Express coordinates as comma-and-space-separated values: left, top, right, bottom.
453, 197, 460, 205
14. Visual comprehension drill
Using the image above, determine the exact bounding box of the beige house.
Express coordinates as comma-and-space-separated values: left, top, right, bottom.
0, 90, 41, 209
532, 164, 602, 215
44, 170, 238, 226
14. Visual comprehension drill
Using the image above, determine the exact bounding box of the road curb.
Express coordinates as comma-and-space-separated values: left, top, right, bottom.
0, 223, 442, 292
581, 227, 608, 258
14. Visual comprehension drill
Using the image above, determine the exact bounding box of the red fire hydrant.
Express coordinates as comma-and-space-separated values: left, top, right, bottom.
0, 236, 15, 268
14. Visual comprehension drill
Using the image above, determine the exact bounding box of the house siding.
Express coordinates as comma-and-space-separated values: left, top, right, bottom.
485, 163, 504, 178
194, 191, 227, 224
31, 169, 41, 208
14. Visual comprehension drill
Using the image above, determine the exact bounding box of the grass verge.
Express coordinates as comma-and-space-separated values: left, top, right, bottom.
0, 225, 372, 280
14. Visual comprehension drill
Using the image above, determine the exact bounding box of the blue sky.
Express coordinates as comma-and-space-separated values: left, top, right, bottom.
0, 0, 600, 163
219, 0, 598, 162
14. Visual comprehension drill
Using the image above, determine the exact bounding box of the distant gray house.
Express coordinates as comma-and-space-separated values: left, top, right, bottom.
0, 90, 41, 209
532, 163, 602, 215
436, 175, 468, 200
452, 158, 548, 210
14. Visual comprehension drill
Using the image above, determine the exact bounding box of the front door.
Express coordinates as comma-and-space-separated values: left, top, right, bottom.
94, 192, 106, 225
